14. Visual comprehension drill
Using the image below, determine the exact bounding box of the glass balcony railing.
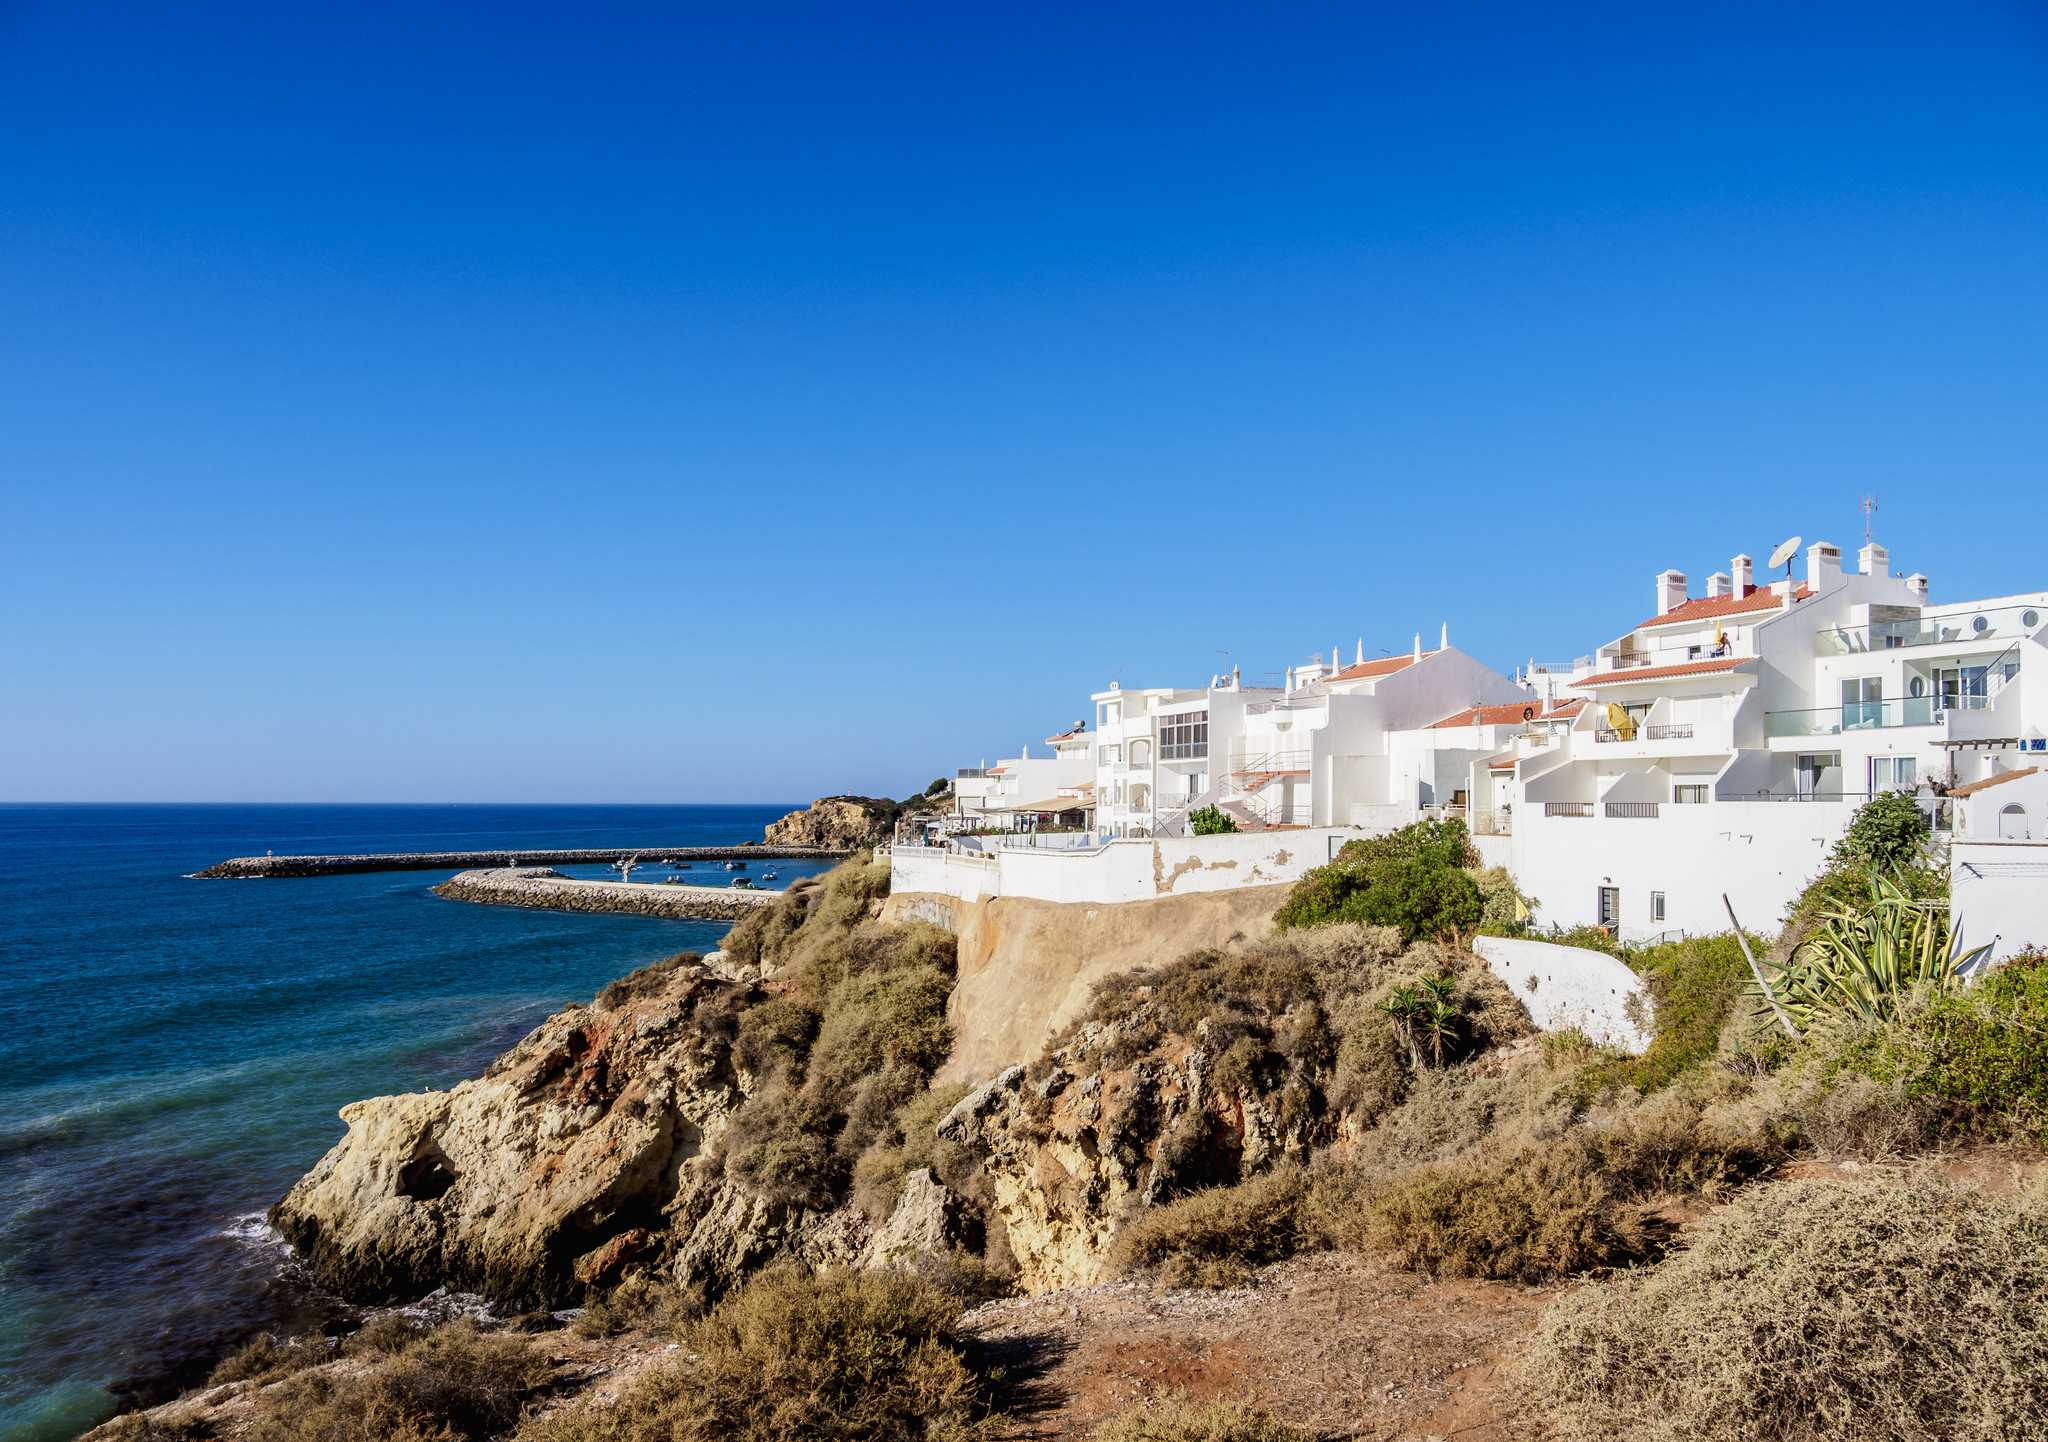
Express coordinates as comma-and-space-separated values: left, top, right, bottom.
1765, 696, 1943, 737
1815, 603, 2044, 655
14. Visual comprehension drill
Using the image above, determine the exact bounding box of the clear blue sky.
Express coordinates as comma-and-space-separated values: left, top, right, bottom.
5, 1, 2046, 803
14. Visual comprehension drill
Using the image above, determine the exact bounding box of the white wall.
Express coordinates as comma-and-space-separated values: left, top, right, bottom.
1507, 798, 1855, 939
1472, 936, 1653, 1054
1951, 838, 2048, 964
889, 828, 1353, 906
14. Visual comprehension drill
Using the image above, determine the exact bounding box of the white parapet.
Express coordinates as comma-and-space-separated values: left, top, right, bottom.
887, 828, 1354, 906
1472, 935, 1654, 1055
1951, 838, 2048, 966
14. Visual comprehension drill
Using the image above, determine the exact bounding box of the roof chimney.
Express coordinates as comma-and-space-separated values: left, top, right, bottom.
1858, 541, 1889, 576
1731, 554, 1754, 592
1906, 573, 1930, 603
1656, 569, 1689, 616
1806, 541, 1843, 593
1706, 571, 1733, 598
1413, 633, 1422, 661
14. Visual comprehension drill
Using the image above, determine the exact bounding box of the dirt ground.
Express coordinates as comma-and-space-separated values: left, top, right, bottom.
963, 1252, 1556, 1441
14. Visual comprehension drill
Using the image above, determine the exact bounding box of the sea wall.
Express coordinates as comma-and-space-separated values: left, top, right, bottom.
196, 846, 844, 879
433, 868, 780, 922
887, 829, 1351, 907
884, 883, 1295, 1084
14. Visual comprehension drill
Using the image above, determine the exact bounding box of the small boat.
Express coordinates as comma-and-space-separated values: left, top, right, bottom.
731, 876, 756, 888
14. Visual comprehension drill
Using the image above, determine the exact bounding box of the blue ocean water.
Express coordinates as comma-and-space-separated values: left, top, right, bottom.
0, 804, 823, 1442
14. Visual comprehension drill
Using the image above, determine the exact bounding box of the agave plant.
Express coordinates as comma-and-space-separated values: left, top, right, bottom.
1762, 867, 1993, 1028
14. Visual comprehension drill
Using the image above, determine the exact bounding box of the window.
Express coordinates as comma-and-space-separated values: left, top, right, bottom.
1129, 739, 1152, 768
1796, 753, 1843, 800
1159, 710, 1208, 760
1910, 677, 1925, 698
1597, 887, 1620, 927
1842, 677, 1882, 728
2026, 610, 2041, 629
1674, 785, 1708, 804
1098, 744, 1121, 766
1130, 783, 1150, 811
1651, 891, 1666, 922
1870, 757, 1917, 791
2002, 804, 2030, 840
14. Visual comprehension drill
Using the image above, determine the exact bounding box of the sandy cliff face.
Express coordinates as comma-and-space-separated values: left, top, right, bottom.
270, 957, 867, 1309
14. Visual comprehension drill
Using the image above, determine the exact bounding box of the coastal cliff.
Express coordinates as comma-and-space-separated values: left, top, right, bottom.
762, 796, 899, 849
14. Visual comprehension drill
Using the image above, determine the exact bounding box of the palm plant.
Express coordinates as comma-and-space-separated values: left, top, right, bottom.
1762, 867, 1993, 1029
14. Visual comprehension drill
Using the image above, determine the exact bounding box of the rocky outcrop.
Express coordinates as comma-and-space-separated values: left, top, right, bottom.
270, 957, 869, 1309
764, 796, 897, 849
433, 868, 779, 921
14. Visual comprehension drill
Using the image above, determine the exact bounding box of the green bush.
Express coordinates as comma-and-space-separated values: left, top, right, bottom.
1825, 950, 2048, 1142
1570, 934, 1753, 1107
1188, 806, 1239, 835
1767, 867, 1991, 1029
1272, 819, 1482, 940
1526, 1175, 2048, 1442
1795, 791, 1945, 917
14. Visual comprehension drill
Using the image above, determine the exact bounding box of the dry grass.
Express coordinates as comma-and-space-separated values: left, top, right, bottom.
1090, 1392, 1316, 1441
1526, 1173, 2048, 1441
516, 1269, 994, 1442
258, 1322, 551, 1441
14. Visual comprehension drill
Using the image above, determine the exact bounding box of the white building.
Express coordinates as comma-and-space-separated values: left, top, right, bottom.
1089, 635, 1532, 837
1485, 539, 2048, 940
949, 725, 1097, 831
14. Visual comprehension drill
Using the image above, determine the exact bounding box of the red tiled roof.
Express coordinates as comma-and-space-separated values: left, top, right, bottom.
1428, 700, 1582, 729
1638, 585, 1811, 631
1484, 752, 1521, 770
1572, 657, 1755, 688
1951, 767, 2037, 799
1330, 649, 1438, 682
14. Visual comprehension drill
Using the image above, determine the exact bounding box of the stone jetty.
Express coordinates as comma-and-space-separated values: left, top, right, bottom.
194, 845, 843, 879
433, 868, 781, 921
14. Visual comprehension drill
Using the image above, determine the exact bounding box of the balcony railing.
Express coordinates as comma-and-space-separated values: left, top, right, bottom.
1230, 750, 1312, 775
1472, 807, 1511, 836
1765, 697, 1944, 737
1545, 801, 1594, 817
1606, 801, 1660, 818
1816, 603, 2044, 656
1244, 698, 1326, 716
1602, 723, 1697, 742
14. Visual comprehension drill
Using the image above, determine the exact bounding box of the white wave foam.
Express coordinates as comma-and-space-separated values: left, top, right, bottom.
219, 1211, 286, 1248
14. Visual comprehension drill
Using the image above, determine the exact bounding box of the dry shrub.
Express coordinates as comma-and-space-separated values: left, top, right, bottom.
517, 1269, 991, 1442
1792, 1073, 1949, 1161
1526, 1174, 2048, 1441
96, 1411, 213, 1441
1109, 1170, 1312, 1288
572, 1274, 705, 1340
208, 1333, 334, 1386
349, 1313, 432, 1356
1090, 1392, 1315, 1441
597, 954, 700, 1012
261, 1323, 550, 1441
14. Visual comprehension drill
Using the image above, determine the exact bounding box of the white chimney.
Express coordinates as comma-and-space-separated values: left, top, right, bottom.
1859, 542, 1889, 576
1706, 571, 1733, 598
1805, 541, 1843, 593
1413, 633, 1422, 661
1656, 569, 1689, 616
1731, 554, 1754, 592
1439, 622, 1449, 651
1906, 573, 1930, 603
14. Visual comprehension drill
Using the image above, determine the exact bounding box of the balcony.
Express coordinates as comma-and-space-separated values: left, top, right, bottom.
1605, 801, 1660, 819
1545, 802, 1594, 817
1816, 603, 2043, 656
1159, 743, 1208, 760
1765, 697, 1946, 737
1595, 723, 1696, 743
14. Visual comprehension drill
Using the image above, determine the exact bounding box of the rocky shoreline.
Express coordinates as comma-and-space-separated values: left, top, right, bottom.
432, 868, 782, 921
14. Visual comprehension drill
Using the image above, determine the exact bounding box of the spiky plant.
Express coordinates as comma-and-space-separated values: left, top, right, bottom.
1763, 868, 1993, 1029
1380, 974, 1461, 1066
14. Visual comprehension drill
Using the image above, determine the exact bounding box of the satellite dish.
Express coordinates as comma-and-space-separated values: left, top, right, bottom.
1768, 536, 1802, 571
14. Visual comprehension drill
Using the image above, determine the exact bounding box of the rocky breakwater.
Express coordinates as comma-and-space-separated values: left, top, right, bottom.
433, 867, 778, 922
268, 951, 937, 1310
196, 845, 840, 879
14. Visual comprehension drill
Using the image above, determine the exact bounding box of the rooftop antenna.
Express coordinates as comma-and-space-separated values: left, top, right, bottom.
1768, 535, 1802, 585
1860, 493, 1879, 542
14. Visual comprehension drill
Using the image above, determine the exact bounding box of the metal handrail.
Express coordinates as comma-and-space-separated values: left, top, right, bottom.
1545, 801, 1594, 817
1606, 801, 1660, 818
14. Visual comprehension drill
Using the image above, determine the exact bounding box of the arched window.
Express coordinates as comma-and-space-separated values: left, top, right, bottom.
1130, 783, 1150, 812
1129, 739, 1152, 767
2001, 804, 2030, 840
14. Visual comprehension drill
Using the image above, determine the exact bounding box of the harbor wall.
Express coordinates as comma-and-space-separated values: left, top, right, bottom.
433, 868, 780, 922
197, 846, 844, 879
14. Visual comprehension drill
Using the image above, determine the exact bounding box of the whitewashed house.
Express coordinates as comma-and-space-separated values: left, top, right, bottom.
1485, 539, 2048, 939
950, 725, 1096, 831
